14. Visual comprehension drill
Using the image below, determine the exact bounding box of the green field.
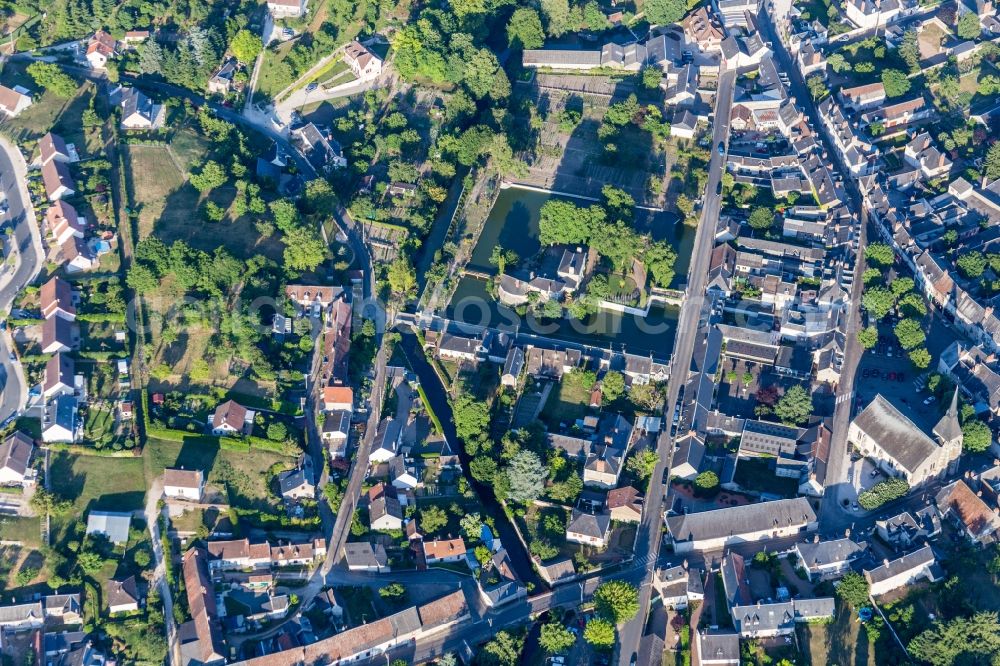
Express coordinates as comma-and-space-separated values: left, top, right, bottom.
49, 452, 147, 514
144, 438, 293, 511
540, 374, 593, 427
47, 452, 147, 545
0, 516, 42, 548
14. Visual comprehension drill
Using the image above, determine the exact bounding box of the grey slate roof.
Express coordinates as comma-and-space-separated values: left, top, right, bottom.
795, 538, 865, 569
567, 509, 611, 539
864, 545, 935, 585
852, 394, 941, 474
666, 498, 816, 545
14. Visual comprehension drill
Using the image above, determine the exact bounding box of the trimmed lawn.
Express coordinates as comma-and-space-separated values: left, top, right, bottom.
0, 64, 91, 144
0, 516, 42, 549
82, 404, 119, 448
49, 452, 147, 513
797, 599, 879, 666
540, 374, 593, 427
144, 438, 293, 511
48, 451, 147, 545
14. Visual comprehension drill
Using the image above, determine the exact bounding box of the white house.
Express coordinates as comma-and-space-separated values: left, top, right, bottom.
421, 538, 467, 565
211, 400, 254, 436
864, 545, 941, 596
322, 385, 353, 412
106, 576, 139, 614
0, 84, 32, 117
46, 200, 85, 246
0, 432, 34, 486
566, 509, 611, 548
793, 536, 866, 581
86, 31, 118, 69
42, 395, 78, 444
267, 0, 307, 18
43, 353, 75, 399
666, 498, 817, 553
343, 41, 383, 81
41, 159, 75, 202
41, 276, 77, 321
389, 456, 419, 491
369, 418, 401, 464
344, 542, 390, 573
163, 468, 204, 501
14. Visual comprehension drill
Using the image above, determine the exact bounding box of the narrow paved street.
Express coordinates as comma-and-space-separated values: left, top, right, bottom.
0, 135, 44, 425
615, 66, 737, 665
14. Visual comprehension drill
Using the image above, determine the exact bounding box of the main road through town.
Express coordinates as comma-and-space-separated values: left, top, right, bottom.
614, 65, 738, 665
0, 136, 43, 426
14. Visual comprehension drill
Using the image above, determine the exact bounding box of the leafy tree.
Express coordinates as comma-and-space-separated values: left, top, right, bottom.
27, 62, 77, 97
865, 242, 895, 266
507, 8, 545, 49
601, 371, 626, 402
694, 471, 719, 492
987, 143, 1000, 181
594, 580, 640, 623
189, 160, 227, 192
230, 29, 263, 64
858, 478, 909, 509
806, 74, 829, 100
627, 449, 659, 481
862, 267, 882, 285
539, 200, 600, 246
881, 69, 912, 98
583, 618, 616, 649
641, 66, 662, 89
453, 394, 490, 449
774, 385, 813, 425
909, 347, 932, 369
630, 382, 664, 410
894, 318, 925, 350
420, 505, 448, 533
957, 12, 982, 40
387, 256, 417, 299
460, 512, 483, 538
478, 631, 522, 666
827, 53, 851, 73
539, 621, 576, 654
909, 612, 1000, 666
645, 0, 687, 25
890, 277, 915, 297
283, 226, 326, 272
858, 326, 878, 349
379, 582, 406, 600
899, 28, 920, 72
748, 207, 774, 230
540, 0, 573, 37
862, 286, 895, 320
957, 251, 987, 278
507, 450, 548, 503
78, 550, 104, 575
962, 419, 992, 453
836, 572, 870, 609
266, 422, 287, 441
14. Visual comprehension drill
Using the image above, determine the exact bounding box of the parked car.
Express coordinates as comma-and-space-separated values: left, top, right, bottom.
305, 82, 318, 92
923, 395, 936, 405
717, 141, 725, 155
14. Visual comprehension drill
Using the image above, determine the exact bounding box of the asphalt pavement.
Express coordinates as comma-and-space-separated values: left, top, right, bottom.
615, 66, 738, 666
0, 136, 43, 427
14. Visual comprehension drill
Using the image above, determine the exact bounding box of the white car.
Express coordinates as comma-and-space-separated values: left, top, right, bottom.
923, 396, 936, 405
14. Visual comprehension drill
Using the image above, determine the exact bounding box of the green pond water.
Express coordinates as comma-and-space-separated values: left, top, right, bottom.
447, 187, 696, 359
